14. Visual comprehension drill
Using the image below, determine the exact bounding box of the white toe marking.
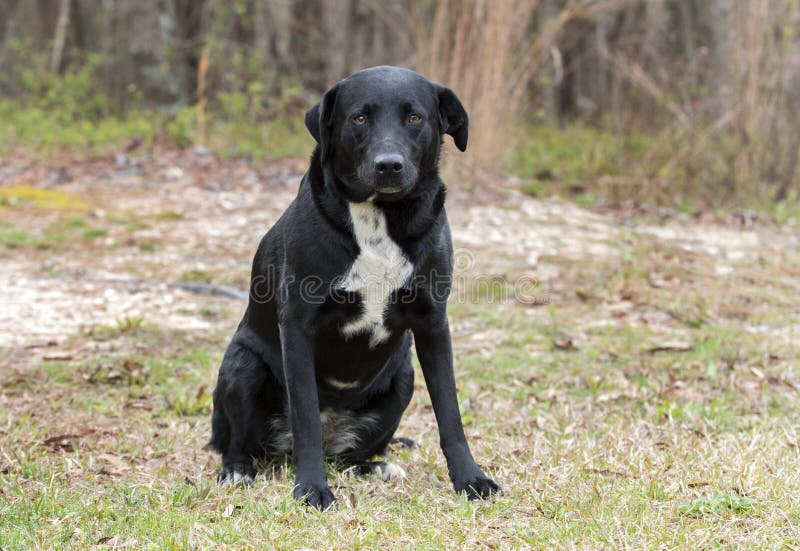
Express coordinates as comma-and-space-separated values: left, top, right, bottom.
375, 462, 406, 482
340, 202, 413, 347
221, 470, 252, 486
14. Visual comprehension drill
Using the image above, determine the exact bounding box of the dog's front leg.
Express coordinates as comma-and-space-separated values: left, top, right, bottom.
279, 322, 336, 510
414, 319, 501, 500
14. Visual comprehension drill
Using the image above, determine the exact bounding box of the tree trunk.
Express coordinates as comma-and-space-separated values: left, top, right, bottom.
50, 0, 70, 73
170, 0, 207, 104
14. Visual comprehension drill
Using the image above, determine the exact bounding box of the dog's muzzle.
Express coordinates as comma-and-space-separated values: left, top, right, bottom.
369, 152, 417, 196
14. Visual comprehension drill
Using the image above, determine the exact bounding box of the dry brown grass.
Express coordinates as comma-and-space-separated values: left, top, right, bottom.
411, 0, 538, 169
409, 1, 637, 173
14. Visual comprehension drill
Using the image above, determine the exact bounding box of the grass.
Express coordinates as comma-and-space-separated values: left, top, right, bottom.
678, 492, 757, 516
3, 290, 800, 547
0, 210, 112, 254
0, 221, 37, 249
2, 155, 800, 548
3, 317, 798, 548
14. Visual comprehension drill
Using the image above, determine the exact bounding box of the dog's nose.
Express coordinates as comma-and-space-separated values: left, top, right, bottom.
374, 154, 404, 174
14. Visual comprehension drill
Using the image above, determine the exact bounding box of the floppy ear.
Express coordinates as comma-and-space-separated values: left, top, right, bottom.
304, 82, 341, 163
435, 84, 468, 152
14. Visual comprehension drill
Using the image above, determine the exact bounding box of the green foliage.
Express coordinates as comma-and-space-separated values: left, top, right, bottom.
508, 122, 800, 212
0, 47, 311, 159
0, 48, 153, 150
204, 75, 311, 159
163, 107, 197, 148
0, 98, 160, 152
771, 190, 800, 224
506, 124, 650, 184
13, 50, 108, 120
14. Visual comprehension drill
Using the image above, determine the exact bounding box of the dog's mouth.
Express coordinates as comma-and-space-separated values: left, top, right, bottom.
375, 186, 403, 194
348, 161, 419, 201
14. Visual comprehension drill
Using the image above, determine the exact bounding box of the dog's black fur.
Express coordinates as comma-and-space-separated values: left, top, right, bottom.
209, 66, 500, 509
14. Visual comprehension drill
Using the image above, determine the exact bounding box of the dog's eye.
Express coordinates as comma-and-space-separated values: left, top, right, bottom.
353, 114, 367, 125
407, 114, 422, 124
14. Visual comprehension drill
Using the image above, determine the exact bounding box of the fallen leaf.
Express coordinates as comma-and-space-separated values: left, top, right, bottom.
97, 535, 137, 548
646, 340, 692, 354
42, 428, 96, 450
575, 287, 593, 301
96, 453, 129, 472
688, 481, 711, 488
648, 273, 671, 288
553, 337, 577, 351
43, 351, 73, 361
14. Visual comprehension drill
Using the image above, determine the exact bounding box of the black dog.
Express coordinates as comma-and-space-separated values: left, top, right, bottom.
209, 66, 500, 509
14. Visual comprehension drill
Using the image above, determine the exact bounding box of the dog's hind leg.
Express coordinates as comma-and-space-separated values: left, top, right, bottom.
210, 340, 283, 485
350, 460, 408, 481
334, 353, 415, 479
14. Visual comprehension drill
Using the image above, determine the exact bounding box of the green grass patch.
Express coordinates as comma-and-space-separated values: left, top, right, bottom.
81, 227, 108, 242
0, 221, 37, 249
0, 213, 112, 252
678, 492, 757, 516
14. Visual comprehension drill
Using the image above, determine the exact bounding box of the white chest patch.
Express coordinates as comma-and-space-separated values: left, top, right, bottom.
339, 202, 413, 347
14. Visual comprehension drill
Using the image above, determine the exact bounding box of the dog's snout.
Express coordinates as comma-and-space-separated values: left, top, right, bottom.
374, 154, 404, 174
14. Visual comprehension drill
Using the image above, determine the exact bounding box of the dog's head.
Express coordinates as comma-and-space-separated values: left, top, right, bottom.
305, 66, 468, 202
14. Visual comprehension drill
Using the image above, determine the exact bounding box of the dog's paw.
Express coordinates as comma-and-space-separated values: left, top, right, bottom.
453, 473, 502, 500
389, 437, 417, 449
293, 481, 337, 511
371, 461, 407, 482
217, 462, 255, 486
